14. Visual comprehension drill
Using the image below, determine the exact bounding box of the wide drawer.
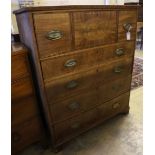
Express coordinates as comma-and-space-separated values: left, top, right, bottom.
50, 90, 98, 123
12, 53, 29, 81
73, 11, 117, 50
12, 95, 39, 126
34, 13, 71, 58
97, 57, 133, 83
41, 48, 99, 81
12, 77, 34, 101
45, 69, 97, 103
118, 11, 137, 42
12, 116, 43, 154
54, 92, 130, 145
98, 75, 132, 103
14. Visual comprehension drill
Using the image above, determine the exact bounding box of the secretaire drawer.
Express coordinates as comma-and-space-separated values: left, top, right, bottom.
50, 90, 98, 123
97, 57, 133, 83
73, 11, 117, 50
12, 53, 29, 81
41, 48, 99, 80
118, 11, 137, 41
45, 69, 97, 102
12, 95, 39, 126
33, 13, 72, 58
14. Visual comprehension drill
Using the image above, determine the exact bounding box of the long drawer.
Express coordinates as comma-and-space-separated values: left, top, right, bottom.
12, 95, 39, 126
53, 92, 130, 145
12, 117, 43, 154
41, 42, 134, 81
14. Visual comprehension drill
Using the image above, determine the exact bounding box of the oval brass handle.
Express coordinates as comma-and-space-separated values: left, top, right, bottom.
71, 123, 80, 129
12, 132, 21, 143
115, 48, 124, 56
112, 102, 120, 109
64, 59, 77, 68
68, 102, 80, 111
114, 66, 123, 73
66, 81, 78, 89
46, 30, 63, 40
123, 23, 132, 32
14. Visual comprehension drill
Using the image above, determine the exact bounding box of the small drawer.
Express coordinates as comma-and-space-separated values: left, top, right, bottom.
12, 95, 39, 126
54, 108, 98, 144
41, 48, 99, 80
97, 92, 130, 120
12, 53, 29, 81
97, 57, 133, 83
12, 116, 43, 154
33, 13, 72, 58
98, 42, 135, 62
11, 77, 34, 101
118, 11, 137, 41
50, 90, 98, 123
98, 75, 132, 103
45, 69, 97, 102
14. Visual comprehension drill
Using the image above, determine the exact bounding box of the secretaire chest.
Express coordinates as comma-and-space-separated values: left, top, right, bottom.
14, 5, 138, 150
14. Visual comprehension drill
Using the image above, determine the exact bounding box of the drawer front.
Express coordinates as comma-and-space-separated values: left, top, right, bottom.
98, 42, 135, 62
34, 13, 71, 58
73, 11, 117, 49
41, 48, 99, 80
12, 117, 43, 154
12, 95, 39, 126
50, 90, 98, 123
97, 92, 130, 121
45, 69, 97, 102
118, 11, 137, 41
54, 108, 98, 144
12, 54, 29, 81
12, 77, 34, 101
97, 57, 133, 83
98, 76, 132, 103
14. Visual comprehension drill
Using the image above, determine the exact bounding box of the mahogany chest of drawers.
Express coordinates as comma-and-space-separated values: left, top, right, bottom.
14, 5, 138, 150
11, 43, 44, 154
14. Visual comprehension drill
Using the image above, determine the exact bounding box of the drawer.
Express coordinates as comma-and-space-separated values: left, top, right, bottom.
118, 11, 137, 41
45, 69, 97, 102
12, 53, 29, 81
34, 13, 71, 58
50, 90, 98, 123
54, 108, 98, 144
41, 48, 99, 80
98, 42, 135, 62
12, 116, 43, 154
12, 95, 39, 126
97, 57, 133, 83
98, 76, 132, 102
97, 92, 130, 121
73, 11, 117, 49
12, 77, 34, 101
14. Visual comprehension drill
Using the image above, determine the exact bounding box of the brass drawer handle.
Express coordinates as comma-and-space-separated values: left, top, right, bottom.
68, 102, 80, 111
123, 23, 132, 32
71, 123, 80, 129
64, 59, 77, 68
114, 66, 123, 73
115, 48, 124, 56
66, 81, 78, 89
46, 30, 63, 40
112, 102, 120, 109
